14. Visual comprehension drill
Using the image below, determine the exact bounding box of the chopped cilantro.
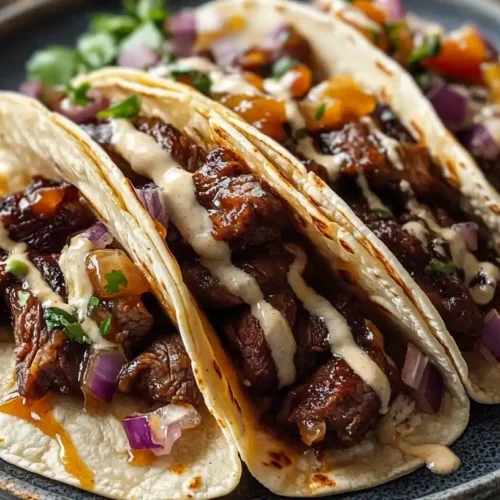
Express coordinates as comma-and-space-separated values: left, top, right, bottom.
425, 258, 456, 276
315, 103, 327, 121
91, 13, 139, 39
409, 33, 442, 66
77, 32, 117, 70
119, 21, 163, 53
6, 259, 29, 278
97, 95, 141, 119
272, 56, 297, 78
372, 208, 393, 219
385, 22, 404, 50
88, 295, 101, 315
44, 307, 91, 344
104, 269, 128, 294
26, 46, 77, 86
294, 127, 308, 140
169, 68, 212, 96
136, 0, 168, 23
65, 82, 91, 106
17, 291, 30, 308
99, 314, 112, 336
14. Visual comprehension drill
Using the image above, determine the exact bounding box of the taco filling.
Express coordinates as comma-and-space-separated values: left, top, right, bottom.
78, 105, 459, 472
315, 0, 500, 192
0, 176, 202, 460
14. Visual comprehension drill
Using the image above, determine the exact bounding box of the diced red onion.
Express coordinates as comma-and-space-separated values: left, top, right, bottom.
82, 347, 126, 403
375, 0, 406, 21
83, 221, 114, 249
168, 10, 196, 58
427, 84, 470, 131
211, 34, 244, 67
18, 81, 43, 100
481, 309, 500, 361
55, 91, 109, 125
452, 222, 478, 252
412, 363, 444, 414
461, 123, 500, 161
261, 24, 289, 51
118, 43, 161, 69
135, 186, 168, 229
123, 404, 201, 456
401, 343, 429, 390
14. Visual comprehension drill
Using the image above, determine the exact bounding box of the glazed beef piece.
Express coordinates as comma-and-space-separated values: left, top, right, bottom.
0, 178, 94, 254
6, 285, 84, 399
119, 334, 201, 406
279, 357, 381, 447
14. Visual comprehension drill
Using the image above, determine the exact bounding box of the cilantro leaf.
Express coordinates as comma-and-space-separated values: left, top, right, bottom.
44, 307, 91, 344
315, 103, 326, 121
294, 127, 307, 140
409, 33, 442, 66
120, 22, 163, 53
65, 82, 91, 106
97, 95, 141, 119
77, 32, 118, 70
425, 258, 456, 276
91, 13, 139, 39
88, 295, 101, 316
104, 270, 128, 294
272, 56, 297, 78
99, 314, 112, 336
26, 46, 77, 86
17, 291, 30, 308
170, 69, 212, 96
372, 208, 393, 219
136, 0, 168, 23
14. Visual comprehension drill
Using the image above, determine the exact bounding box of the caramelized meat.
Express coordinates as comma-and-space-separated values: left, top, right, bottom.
0, 178, 94, 254
280, 357, 380, 447
119, 335, 201, 406
6, 286, 84, 399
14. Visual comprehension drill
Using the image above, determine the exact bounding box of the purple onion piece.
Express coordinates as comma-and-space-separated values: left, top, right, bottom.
82, 348, 126, 403
376, 0, 406, 21
18, 81, 43, 100
211, 33, 244, 67
83, 221, 114, 249
452, 222, 479, 252
135, 186, 168, 228
460, 123, 500, 161
401, 343, 429, 390
413, 363, 444, 414
122, 415, 164, 450
427, 84, 469, 131
55, 91, 109, 125
118, 43, 161, 69
169, 10, 197, 58
481, 309, 500, 361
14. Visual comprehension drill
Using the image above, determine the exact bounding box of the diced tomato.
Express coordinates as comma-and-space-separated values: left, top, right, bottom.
30, 187, 66, 218
281, 64, 313, 99
242, 71, 264, 91
423, 25, 487, 82
482, 62, 500, 104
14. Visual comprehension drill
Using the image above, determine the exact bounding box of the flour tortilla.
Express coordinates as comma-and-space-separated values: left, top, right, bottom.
69, 74, 470, 496
0, 92, 241, 500
84, 0, 500, 404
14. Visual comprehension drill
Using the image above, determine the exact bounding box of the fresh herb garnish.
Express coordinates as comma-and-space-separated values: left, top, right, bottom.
97, 95, 141, 119
124, 0, 168, 23
17, 291, 30, 308
294, 127, 308, 140
99, 314, 112, 335
65, 82, 91, 106
88, 295, 101, 315
77, 32, 118, 70
44, 307, 91, 344
26, 46, 78, 86
169, 69, 213, 96
425, 258, 456, 276
91, 13, 139, 39
409, 33, 442, 66
119, 21, 164, 53
384, 22, 404, 50
272, 56, 297, 78
6, 259, 29, 278
315, 103, 327, 121
104, 269, 128, 294
372, 208, 393, 219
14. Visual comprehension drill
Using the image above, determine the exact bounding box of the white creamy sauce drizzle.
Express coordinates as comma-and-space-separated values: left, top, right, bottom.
402, 221, 429, 250
328, 0, 382, 32
356, 169, 389, 213
362, 117, 405, 171
400, 180, 500, 305
58, 235, 112, 346
112, 119, 297, 386
376, 395, 460, 474
285, 243, 390, 412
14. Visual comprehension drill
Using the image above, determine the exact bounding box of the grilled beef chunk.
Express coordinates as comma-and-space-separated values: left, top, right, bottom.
119, 335, 201, 405
6, 286, 84, 398
280, 357, 380, 447
0, 177, 94, 254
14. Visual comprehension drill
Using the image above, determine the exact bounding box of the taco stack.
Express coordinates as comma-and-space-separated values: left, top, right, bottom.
49, 73, 471, 496
80, 0, 500, 405
0, 93, 241, 499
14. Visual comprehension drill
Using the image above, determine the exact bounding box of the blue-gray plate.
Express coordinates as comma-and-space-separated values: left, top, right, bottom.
0, 0, 500, 498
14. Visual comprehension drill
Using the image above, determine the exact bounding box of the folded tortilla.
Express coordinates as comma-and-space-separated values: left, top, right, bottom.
0, 92, 241, 500
64, 74, 470, 496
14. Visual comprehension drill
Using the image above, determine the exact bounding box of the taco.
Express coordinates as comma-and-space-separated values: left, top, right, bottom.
0, 92, 241, 499
56, 73, 470, 496
78, 0, 500, 405
316, 0, 500, 193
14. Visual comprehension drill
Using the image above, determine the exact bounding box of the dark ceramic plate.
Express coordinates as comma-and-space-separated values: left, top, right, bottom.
1, 0, 500, 498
